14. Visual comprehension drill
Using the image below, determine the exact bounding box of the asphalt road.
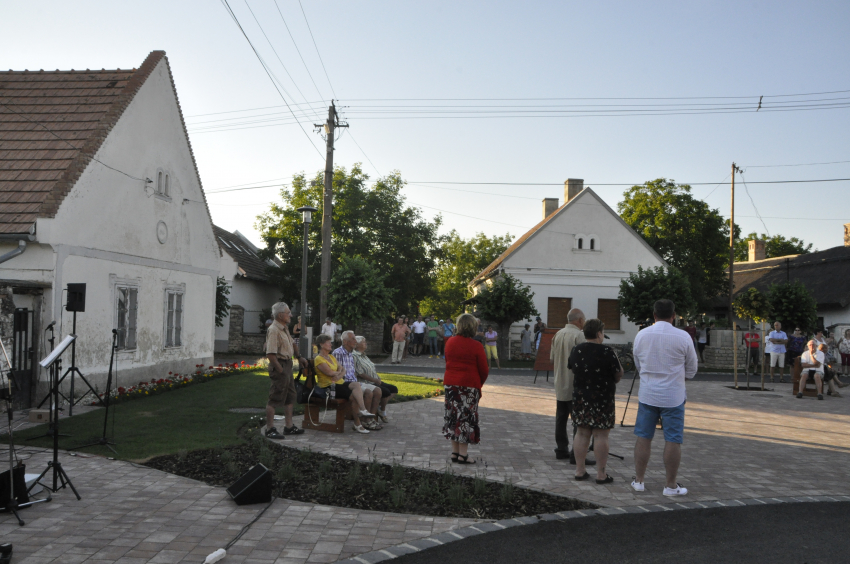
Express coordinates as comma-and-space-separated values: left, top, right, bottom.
392, 502, 850, 564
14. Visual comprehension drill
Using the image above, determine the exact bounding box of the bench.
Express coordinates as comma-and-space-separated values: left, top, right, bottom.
791, 357, 821, 397
302, 395, 350, 433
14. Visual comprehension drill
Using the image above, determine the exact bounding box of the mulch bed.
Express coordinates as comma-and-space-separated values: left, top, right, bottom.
145, 436, 596, 519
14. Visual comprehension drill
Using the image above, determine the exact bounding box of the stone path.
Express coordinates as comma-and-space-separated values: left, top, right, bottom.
281, 373, 850, 509
0, 450, 476, 563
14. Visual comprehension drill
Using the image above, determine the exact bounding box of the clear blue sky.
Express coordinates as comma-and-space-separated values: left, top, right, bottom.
3, 0, 848, 252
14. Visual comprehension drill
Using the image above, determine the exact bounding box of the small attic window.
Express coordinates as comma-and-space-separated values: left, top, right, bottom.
577, 238, 583, 250
590, 238, 595, 250
155, 169, 172, 200
106, 80, 118, 88
218, 237, 232, 248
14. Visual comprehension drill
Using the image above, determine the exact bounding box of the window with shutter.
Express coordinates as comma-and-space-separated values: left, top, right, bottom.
116, 286, 138, 350
547, 297, 572, 329
165, 289, 185, 348
597, 299, 620, 330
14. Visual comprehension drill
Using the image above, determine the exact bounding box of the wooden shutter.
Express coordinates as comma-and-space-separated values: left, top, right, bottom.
127, 288, 138, 349
597, 299, 620, 330
547, 297, 572, 329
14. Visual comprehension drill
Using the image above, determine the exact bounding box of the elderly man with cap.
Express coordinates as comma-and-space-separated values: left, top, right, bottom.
264, 301, 306, 439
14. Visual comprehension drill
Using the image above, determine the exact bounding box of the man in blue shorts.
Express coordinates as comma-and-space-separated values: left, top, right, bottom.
631, 299, 698, 496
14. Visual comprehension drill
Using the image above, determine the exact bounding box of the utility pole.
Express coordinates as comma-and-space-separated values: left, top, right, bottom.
729, 162, 742, 387
315, 101, 347, 325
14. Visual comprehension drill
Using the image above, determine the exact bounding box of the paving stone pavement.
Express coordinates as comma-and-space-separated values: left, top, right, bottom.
280, 373, 850, 509
0, 450, 477, 563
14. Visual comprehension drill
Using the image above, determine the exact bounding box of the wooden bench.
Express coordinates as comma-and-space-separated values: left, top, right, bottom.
791, 357, 821, 397
302, 395, 350, 433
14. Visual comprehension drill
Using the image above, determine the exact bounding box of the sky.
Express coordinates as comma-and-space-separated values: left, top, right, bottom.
3, 0, 849, 252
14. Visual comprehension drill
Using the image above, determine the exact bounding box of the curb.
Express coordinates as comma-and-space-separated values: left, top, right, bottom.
335, 494, 850, 563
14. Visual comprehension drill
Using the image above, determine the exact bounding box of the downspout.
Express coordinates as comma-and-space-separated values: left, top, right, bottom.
0, 240, 27, 265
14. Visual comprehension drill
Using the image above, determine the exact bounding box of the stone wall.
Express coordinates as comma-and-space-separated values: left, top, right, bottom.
701, 329, 762, 369
354, 319, 384, 357
227, 305, 265, 354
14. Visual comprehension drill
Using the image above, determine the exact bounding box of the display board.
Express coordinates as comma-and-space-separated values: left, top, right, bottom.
533, 328, 559, 372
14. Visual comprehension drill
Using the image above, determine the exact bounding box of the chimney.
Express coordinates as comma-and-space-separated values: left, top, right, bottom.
565, 179, 584, 203
542, 198, 558, 219
845, 223, 850, 247
748, 239, 766, 262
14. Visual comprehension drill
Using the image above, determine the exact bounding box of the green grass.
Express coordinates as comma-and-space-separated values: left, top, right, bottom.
4, 371, 441, 462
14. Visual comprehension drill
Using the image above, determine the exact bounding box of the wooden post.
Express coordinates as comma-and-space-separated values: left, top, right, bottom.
760, 320, 765, 390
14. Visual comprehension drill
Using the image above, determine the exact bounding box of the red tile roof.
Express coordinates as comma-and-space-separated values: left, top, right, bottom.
0, 51, 166, 234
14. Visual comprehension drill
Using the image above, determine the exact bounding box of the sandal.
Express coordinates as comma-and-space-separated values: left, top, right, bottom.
596, 474, 614, 485
456, 454, 476, 465
575, 471, 590, 481
451, 453, 459, 463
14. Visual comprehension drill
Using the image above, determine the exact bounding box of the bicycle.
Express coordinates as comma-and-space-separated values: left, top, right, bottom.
617, 342, 636, 373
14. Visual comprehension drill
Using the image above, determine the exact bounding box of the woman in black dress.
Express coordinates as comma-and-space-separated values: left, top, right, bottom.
568, 318, 623, 485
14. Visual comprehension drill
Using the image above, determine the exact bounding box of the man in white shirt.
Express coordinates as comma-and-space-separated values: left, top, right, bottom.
798, 340, 826, 400
321, 317, 336, 341
765, 321, 788, 383
631, 299, 698, 497
411, 315, 427, 356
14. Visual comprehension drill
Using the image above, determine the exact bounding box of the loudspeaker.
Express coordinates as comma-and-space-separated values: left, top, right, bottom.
0, 465, 28, 507
66, 283, 86, 313
226, 464, 271, 505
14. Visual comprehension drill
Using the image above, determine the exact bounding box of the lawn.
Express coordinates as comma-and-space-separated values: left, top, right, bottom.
5, 371, 442, 462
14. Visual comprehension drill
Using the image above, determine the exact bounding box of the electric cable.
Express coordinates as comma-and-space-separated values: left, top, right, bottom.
700, 173, 732, 202
273, 0, 326, 102
745, 159, 850, 168
297, 0, 337, 99
739, 172, 770, 236
345, 131, 382, 177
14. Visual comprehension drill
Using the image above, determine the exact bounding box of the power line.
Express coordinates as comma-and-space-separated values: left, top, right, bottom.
273, 0, 326, 102
745, 159, 850, 168
340, 89, 850, 101
345, 131, 382, 177
208, 176, 292, 192
297, 0, 337, 99
405, 178, 850, 186
219, 0, 324, 159
185, 100, 325, 119
739, 172, 770, 236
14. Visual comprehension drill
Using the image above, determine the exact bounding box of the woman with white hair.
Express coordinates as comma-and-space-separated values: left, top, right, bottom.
354, 336, 397, 424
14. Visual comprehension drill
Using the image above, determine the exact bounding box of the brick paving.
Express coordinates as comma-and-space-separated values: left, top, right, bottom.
0, 450, 476, 563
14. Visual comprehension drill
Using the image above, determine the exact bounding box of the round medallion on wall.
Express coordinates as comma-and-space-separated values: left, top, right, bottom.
156, 221, 168, 244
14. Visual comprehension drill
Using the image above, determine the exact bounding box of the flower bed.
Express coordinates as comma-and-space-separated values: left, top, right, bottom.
89, 361, 260, 406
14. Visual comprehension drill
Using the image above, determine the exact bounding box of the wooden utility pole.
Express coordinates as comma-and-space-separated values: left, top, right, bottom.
316, 102, 347, 325
730, 162, 742, 387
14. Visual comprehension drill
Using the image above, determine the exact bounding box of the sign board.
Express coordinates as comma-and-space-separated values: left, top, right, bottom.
533, 328, 559, 372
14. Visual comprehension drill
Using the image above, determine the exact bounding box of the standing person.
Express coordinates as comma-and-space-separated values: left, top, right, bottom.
411, 315, 427, 356
402, 316, 412, 360
483, 325, 500, 369
838, 329, 850, 378
264, 302, 306, 439
683, 321, 697, 351
569, 319, 624, 484
520, 324, 533, 359
696, 324, 708, 363
441, 318, 456, 358
550, 309, 592, 465
442, 313, 489, 464
427, 316, 440, 358
321, 317, 336, 339
766, 321, 789, 383
706, 322, 714, 347
292, 315, 302, 353
786, 327, 807, 368
631, 299, 698, 496
534, 317, 546, 350
390, 317, 409, 364
743, 328, 761, 375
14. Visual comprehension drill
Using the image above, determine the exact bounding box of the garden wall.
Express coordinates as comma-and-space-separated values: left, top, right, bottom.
227, 305, 265, 354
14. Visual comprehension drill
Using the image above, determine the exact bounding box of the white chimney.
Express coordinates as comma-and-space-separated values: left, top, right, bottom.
565, 179, 584, 203
845, 223, 850, 247
748, 239, 766, 262
542, 198, 559, 219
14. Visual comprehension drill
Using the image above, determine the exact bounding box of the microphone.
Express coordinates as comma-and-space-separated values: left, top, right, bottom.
46, 321, 56, 330
112, 329, 118, 334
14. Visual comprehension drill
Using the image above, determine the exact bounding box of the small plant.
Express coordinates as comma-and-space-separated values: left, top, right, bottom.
317, 478, 333, 498
259, 447, 275, 469
372, 477, 388, 496
473, 473, 487, 497
298, 446, 313, 462
500, 479, 514, 504
226, 461, 240, 477
392, 462, 405, 485
345, 464, 362, 488
177, 448, 188, 461
441, 466, 455, 487
220, 450, 233, 465
414, 478, 437, 500
319, 459, 333, 474
447, 483, 466, 508
390, 488, 406, 508
276, 462, 296, 483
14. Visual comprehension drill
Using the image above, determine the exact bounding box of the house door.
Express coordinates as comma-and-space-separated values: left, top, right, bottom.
547, 297, 572, 329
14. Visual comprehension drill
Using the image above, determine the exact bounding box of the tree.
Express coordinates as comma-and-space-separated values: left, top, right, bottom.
618, 265, 696, 323
215, 276, 230, 328
618, 179, 733, 308
420, 230, 513, 320
733, 233, 813, 262
256, 165, 442, 324
768, 282, 817, 333
473, 274, 539, 359
327, 256, 395, 327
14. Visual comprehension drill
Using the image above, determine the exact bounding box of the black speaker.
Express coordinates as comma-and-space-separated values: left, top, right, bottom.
66, 283, 86, 313
227, 464, 272, 505
0, 465, 28, 507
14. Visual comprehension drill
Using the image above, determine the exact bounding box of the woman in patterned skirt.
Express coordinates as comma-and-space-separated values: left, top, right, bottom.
568, 318, 623, 485
442, 313, 489, 464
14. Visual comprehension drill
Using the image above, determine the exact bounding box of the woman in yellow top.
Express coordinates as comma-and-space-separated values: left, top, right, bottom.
313, 334, 372, 434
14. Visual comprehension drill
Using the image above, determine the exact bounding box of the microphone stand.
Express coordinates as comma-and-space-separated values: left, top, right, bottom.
73, 330, 118, 454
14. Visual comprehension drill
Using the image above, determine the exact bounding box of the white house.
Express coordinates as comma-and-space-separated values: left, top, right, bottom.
0, 51, 220, 397
214, 224, 281, 353
469, 180, 667, 349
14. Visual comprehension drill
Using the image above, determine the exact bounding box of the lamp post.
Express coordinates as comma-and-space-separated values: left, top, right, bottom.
297, 206, 317, 359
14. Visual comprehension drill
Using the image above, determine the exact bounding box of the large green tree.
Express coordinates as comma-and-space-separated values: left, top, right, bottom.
256, 165, 441, 324
618, 265, 696, 323
473, 274, 539, 359
768, 282, 818, 333
327, 256, 395, 326
420, 230, 513, 320
733, 232, 813, 262
618, 179, 733, 308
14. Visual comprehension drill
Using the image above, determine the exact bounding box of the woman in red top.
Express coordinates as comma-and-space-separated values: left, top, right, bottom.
442, 313, 489, 464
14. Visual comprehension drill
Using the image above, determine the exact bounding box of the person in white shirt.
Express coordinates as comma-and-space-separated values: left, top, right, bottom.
631, 299, 698, 497
411, 315, 427, 356
765, 321, 788, 383
321, 317, 336, 339
798, 340, 826, 400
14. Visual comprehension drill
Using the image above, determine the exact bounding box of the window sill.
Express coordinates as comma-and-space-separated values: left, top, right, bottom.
155, 194, 172, 202
572, 249, 600, 253
605, 329, 624, 334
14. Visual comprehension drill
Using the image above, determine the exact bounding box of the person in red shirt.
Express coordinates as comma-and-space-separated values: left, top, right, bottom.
743, 330, 761, 375
683, 321, 697, 349
442, 313, 489, 465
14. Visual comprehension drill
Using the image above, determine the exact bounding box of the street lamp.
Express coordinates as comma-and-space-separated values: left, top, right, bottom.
297, 206, 317, 359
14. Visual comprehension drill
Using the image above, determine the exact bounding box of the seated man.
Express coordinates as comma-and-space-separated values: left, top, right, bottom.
332, 331, 377, 432
798, 340, 826, 400
818, 343, 842, 398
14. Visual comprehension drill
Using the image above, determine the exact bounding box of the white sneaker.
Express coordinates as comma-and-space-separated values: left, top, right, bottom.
378, 410, 389, 423
352, 424, 370, 434
663, 483, 688, 496
359, 409, 375, 418
631, 479, 645, 492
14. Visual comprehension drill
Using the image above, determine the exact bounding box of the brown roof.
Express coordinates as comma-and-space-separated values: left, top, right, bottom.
214, 224, 280, 283
0, 51, 189, 235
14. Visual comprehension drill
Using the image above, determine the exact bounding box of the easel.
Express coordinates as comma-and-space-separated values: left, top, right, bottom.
533, 329, 557, 383
73, 330, 118, 454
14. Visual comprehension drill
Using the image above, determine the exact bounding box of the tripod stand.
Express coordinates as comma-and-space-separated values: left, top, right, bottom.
30, 335, 81, 500
0, 338, 51, 526
619, 367, 639, 428
60, 311, 99, 415
73, 330, 118, 454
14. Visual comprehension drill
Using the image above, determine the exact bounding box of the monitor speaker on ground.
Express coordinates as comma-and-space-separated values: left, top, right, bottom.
0, 466, 28, 507
226, 464, 271, 505
66, 283, 86, 313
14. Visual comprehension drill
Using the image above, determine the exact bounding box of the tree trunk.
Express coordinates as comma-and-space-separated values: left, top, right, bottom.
498, 322, 512, 362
